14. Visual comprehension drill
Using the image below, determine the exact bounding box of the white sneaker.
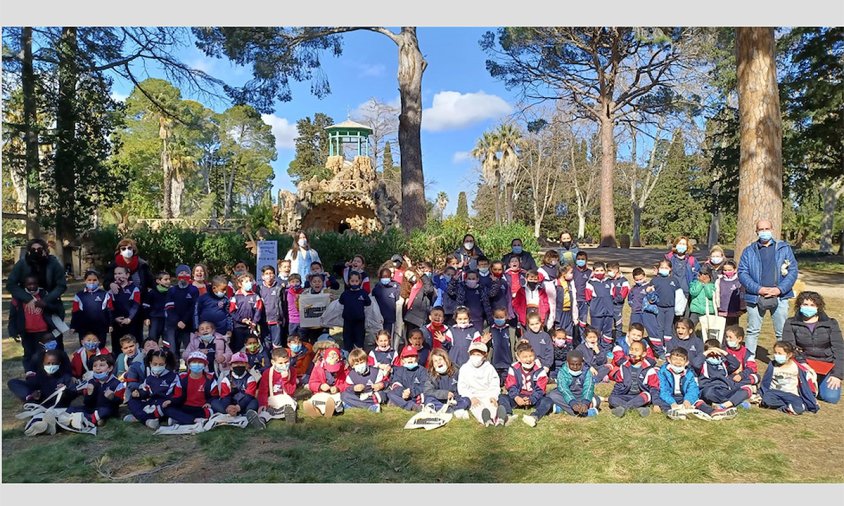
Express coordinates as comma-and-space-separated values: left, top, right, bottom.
122, 414, 137, 423
522, 415, 537, 427
666, 409, 687, 421
453, 409, 469, 420
145, 419, 160, 430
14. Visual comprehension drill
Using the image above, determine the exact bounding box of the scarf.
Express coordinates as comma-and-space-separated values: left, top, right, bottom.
406, 280, 423, 310
115, 253, 139, 274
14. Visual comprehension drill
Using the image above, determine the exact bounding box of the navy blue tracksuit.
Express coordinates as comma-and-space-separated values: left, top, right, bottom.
339, 287, 371, 351
698, 356, 751, 406
111, 283, 143, 351
575, 342, 610, 383
341, 367, 388, 409
423, 370, 470, 411
165, 284, 199, 359
522, 329, 554, 374
71, 288, 112, 345
386, 366, 429, 410
586, 277, 614, 353
259, 280, 286, 348
143, 288, 168, 342
69, 374, 124, 424
488, 324, 513, 385
448, 325, 480, 367
194, 292, 232, 337
371, 281, 399, 333
128, 370, 178, 422
650, 275, 678, 347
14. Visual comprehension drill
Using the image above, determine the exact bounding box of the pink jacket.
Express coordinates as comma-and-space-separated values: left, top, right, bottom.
184, 331, 233, 374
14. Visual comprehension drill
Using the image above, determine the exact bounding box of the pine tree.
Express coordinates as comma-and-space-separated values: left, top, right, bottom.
288, 112, 333, 184
456, 191, 469, 221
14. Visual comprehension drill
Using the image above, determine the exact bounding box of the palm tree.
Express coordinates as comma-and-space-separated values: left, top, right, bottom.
472, 130, 501, 224
495, 123, 522, 223
436, 191, 449, 221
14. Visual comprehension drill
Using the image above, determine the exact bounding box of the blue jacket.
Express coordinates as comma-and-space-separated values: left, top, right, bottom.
488, 324, 513, 370
165, 284, 199, 330
143, 288, 168, 319
657, 364, 700, 407
371, 281, 400, 324
195, 292, 233, 335
738, 239, 798, 304
339, 287, 371, 322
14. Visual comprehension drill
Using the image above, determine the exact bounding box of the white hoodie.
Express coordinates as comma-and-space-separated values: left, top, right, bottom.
457, 360, 500, 400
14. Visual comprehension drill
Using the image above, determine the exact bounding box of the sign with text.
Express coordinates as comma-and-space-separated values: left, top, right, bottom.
299, 292, 331, 329
256, 241, 278, 280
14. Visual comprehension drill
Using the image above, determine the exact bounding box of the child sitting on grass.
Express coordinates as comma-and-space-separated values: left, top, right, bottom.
654, 348, 719, 420
520, 313, 553, 375
7, 349, 75, 407
69, 354, 125, 427
611, 323, 655, 368
499, 343, 549, 427
305, 346, 347, 417
540, 349, 599, 419
386, 345, 429, 412
71, 333, 110, 380
163, 352, 217, 425
423, 348, 470, 417
759, 341, 819, 415
342, 348, 388, 413
212, 352, 261, 427
287, 333, 315, 386
698, 339, 751, 415
608, 341, 660, 418
457, 341, 505, 427
257, 348, 298, 425
242, 334, 272, 373
115, 334, 143, 381
125, 349, 178, 430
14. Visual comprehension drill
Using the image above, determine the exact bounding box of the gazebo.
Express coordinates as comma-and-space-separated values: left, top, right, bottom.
325, 119, 373, 157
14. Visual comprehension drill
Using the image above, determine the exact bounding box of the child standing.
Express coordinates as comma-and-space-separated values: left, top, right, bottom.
448, 307, 484, 368
163, 351, 217, 425
499, 343, 549, 427
607, 341, 661, 418
457, 341, 506, 427
424, 348, 470, 416
520, 313, 553, 375
540, 350, 599, 418
759, 341, 820, 415
449, 271, 493, 333
9, 276, 63, 372
194, 275, 233, 344
257, 348, 298, 424
421, 307, 454, 351
628, 268, 662, 351
143, 272, 170, 344
286, 274, 304, 338
164, 264, 200, 361
386, 345, 429, 411
548, 328, 570, 382
649, 259, 679, 357
665, 318, 705, 372
338, 271, 371, 351
572, 251, 592, 342
688, 266, 716, 328
554, 265, 578, 337
585, 262, 614, 355
607, 262, 629, 339
242, 334, 272, 373
69, 354, 125, 426
342, 348, 388, 413
714, 260, 745, 327
512, 270, 550, 329
259, 265, 286, 349
368, 330, 397, 371
70, 270, 112, 348
305, 346, 348, 417
229, 273, 263, 353
111, 265, 143, 353
126, 349, 178, 430
488, 307, 514, 386
372, 267, 400, 337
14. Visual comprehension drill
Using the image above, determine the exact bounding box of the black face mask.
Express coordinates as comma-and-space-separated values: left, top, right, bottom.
527, 281, 538, 290
562, 241, 571, 248
27, 249, 47, 264
232, 366, 247, 376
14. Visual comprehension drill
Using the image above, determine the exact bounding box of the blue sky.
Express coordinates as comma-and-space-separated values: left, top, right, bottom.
109, 27, 520, 215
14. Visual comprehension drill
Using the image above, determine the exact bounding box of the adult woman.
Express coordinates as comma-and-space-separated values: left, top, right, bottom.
103, 238, 154, 296
781, 291, 843, 404
400, 259, 435, 341
502, 238, 537, 272
284, 231, 321, 280
557, 231, 580, 267
191, 263, 211, 296
453, 234, 484, 273
664, 236, 699, 317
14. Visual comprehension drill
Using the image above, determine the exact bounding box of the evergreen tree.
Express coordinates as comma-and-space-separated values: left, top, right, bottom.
456, 191, 470, 221
288, 113, 333, 184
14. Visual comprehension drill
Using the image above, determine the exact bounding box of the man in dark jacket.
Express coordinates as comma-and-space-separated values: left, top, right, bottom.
502, 238, 538, 272
7, 238, 68, 322
738, 219, 798, 355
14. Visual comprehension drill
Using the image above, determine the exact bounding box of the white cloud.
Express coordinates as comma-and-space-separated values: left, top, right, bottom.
452, 151, 472, 164
261, 114, 298, 150
422, 91, 512, 132
189, 58, 213, 74
111, 92, 128, 103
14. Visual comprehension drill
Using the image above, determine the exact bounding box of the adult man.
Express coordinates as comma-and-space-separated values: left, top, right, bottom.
502, 238, 537, 272
6, 238, 69, 339
738, 219, 798, 355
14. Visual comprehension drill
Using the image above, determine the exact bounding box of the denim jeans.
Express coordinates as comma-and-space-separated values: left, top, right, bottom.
745, 298, 790, 356
818, 373, 842, 404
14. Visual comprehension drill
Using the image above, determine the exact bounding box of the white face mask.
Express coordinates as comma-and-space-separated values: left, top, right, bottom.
710, 256, 723, 265
353, 363, 368, 374
469, 355, 484, 368
435, 364, 448, 374
668, 364, 686, 374
120, 249, 134, 259
464, 242, 474, 251
298, 238, 308, 248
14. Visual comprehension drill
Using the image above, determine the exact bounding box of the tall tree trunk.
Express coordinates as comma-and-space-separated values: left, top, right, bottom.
598, 113, 617, 247
505, 183, 514, 223
55, 27, 78, 268
171, 171, 184, 218
22, 27, 41, 239
735, 28, 783, 260
632, 203, 642, 247
707, 209, 722, 250
819, 177, 844, 254
160, 125, 173, 218
395, 27, 427, 232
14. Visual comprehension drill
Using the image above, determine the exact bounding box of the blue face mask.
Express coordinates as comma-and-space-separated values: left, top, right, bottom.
151, 365, 167, 376
241, 281, 253, 292
83, 342, 99, 351
569, 368, 583, 377
43, 340, 58, 351
44, 364, 60, 375
380, 278, 391, 285
86, 282, 99, 291
493, 318, 507, 327
189, 363, 205, 374
444, 274, 453, 283
93, 371, 109, 380
290, 343, 303, 353
773, 354, 788, 365
658, 269, 670, 277
676, 244, 687, 254
575, 259, 586, 268
404, 362, 419, 370
800, 306, 818, 318
512, 246, 523, 255
706, 356, 722, 365
758, 230, 773, 242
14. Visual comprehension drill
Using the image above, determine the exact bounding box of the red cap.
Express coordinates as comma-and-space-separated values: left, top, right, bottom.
400, 345, 418, 359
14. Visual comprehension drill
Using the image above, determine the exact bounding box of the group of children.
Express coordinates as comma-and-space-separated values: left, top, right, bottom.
7, 244, 820, 431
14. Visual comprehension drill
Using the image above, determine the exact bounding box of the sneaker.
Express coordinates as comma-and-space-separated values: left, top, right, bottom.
246, 409, 265, 429
481, 408, 493, 427
523, 415, 537, 427
749, 393, 762, 405
637, 407, 651, 418
666, 409, 687, 421
611, 406, 626, 418
122, 414, 137, 423
453, 409, 469, 420
552, 404, 563, 415
368, 404, 381, 414
145, 419, 160, 430
283, 405, 297, 424
689, 409, 712, 421
586, 408, 598, 417
739, 401, 752, 410
785, 404, 798, 415
303, 401, 320, 418
711, 406, 738, 420
495, 416, 507, 427
324, 397, 336, 418
504, 413, 518, 426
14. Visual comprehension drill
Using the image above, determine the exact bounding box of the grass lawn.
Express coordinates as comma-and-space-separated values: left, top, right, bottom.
3, 250, 844, 483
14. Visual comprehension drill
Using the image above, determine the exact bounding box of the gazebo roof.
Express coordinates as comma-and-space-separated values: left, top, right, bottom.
325, 120, 373, 133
